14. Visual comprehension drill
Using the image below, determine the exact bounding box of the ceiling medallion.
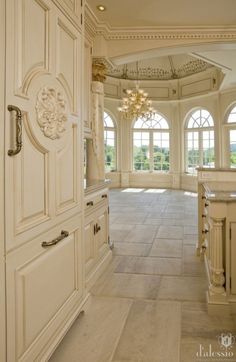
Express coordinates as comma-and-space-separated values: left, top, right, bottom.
36, 87, 67, 140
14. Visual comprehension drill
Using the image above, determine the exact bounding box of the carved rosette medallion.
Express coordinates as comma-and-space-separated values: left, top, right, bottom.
36, 87, 67, 140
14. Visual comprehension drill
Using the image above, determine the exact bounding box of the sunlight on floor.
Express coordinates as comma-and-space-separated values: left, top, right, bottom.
184, 191, 197, 197
121, 188, 144, 193
144, 189, 167, 193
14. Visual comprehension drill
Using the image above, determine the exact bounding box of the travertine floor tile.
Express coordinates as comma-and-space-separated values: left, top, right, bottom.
113, 242, 151, 256
183, 245, 205, 276
124, 224, 158, 243
182, 302, 236, 339
158, 276, 208, 301
112, 300, 181, 362
49, 296, 132, 362
149, 238, 183, 258
92, 273, 161, 299
157, 225, 183, 239
115, 255, 182, 275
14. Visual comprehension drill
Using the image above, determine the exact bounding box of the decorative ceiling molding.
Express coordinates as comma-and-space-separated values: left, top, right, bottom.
85, 4, 236, 42
106, 59, 213, 81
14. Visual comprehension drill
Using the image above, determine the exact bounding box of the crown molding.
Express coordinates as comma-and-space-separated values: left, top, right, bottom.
85, 3, 236, 42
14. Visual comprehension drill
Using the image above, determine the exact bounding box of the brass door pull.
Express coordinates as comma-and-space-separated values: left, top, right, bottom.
42, 230, 69, 247
94, 223, 101, 234
8, 105, 22, 156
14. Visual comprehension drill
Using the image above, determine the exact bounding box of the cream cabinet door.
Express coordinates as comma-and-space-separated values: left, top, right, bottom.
96, 204, 109, 259
4, 0, 84, 360
5, 0, 82, 252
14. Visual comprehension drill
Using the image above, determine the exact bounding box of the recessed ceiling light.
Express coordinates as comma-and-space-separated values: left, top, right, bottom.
97, 4, 106, 11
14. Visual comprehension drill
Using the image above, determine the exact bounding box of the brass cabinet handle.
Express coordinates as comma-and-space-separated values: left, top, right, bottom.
8, 105, 22, 156
41, 230, 69, 247
202, 229, 209, 234
202, 196, 207, 200
95, 223, 101, 233
86, 201, 94, 206
205, 202, 209, 207
101, 194, 107, 199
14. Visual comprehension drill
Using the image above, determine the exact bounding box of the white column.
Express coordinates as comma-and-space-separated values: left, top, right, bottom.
87, 62, 106, 181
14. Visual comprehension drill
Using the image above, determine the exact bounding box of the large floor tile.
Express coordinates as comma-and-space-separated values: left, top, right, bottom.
50, 296, 132, 362
113, 242, 151, 256
114, 255, 182, 276
112, 300, 181, 362
124, 224, 158, 243
182, 302, 236, 339
157, 225, 184, 239
149, 238, 183, 258
158, 276, 208, 301
183, 245, 206, 276
91, 273, 161, 299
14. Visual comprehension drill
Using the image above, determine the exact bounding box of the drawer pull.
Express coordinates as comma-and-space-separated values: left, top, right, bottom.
202, 214, 207, 218
202, 229, 209, 234
86, 201, 94, 206
202, 196, 207, 200
205, 202, 209, 207
42, 230, 69, 247
101, 194, 107, 199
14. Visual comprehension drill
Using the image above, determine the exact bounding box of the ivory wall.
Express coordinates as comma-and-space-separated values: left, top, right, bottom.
104, 87, 236, 192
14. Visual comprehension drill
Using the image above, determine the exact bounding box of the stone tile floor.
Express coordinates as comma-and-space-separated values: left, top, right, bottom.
50, 188, 236, 362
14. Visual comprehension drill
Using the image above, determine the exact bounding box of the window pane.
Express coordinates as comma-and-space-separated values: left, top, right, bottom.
153, 132, 170, 171
104, 129, 116, 172
230, 129, 236, 168
187, 109, 214, 128
133, 132, 150, 171
202, 130, 215, 168
186, 131, 199, 174
228, 106, 236, 123
104, 112, 115, 128
133, 114, 169, 129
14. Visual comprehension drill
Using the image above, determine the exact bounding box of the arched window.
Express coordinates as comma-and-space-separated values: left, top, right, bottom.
226, 105, 236, 168
104, 111, 116, 172
185, 109, 214, 174
133, 114, 170, 171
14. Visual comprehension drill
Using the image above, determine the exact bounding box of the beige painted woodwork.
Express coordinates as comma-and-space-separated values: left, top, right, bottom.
197, 170, 236, 314
84, 188, 112, 290
4, 0, 87, 360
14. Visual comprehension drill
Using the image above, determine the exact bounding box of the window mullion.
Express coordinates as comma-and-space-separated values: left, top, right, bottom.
150, 131, 154, 171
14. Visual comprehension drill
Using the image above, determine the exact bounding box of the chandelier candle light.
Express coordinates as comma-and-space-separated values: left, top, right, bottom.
118, 62, 156, 120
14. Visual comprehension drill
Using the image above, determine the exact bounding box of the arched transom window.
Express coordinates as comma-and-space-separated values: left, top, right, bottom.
104, 111, 116, 172
226, 105, 236, 168
185, 109, 214, 174
133, 114, 170, 171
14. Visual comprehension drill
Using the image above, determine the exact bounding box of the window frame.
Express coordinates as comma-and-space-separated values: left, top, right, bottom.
132, 114, 170, 172
185, 109, 215, 174
224, 104, 236, 168
104, 111, 117, 172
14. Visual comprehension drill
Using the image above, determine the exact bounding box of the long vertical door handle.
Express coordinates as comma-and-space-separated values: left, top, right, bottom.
8, 105, 22, 156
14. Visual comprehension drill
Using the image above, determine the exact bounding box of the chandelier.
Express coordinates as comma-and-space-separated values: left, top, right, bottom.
118, 62, 156, 120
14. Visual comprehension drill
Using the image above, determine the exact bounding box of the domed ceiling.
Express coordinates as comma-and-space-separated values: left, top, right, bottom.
105, 54, 214, 81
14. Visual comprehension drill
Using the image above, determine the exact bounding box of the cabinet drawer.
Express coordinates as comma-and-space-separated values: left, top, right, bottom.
6, 216, 83, 361
84, 189, 108, 212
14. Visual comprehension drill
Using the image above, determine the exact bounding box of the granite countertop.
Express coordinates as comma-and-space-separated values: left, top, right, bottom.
203, 182, 236, 202
84, 179, 111, 194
